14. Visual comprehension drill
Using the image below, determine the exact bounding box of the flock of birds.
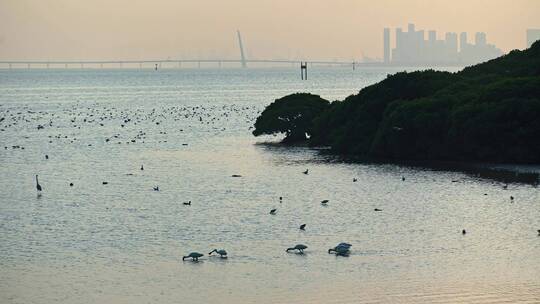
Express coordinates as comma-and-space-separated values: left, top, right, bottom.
183, 242, 354, 261
4, 100, 538, 265
177, 168, 536, 262
1, 102, 259, 151
35, 163, 538, 263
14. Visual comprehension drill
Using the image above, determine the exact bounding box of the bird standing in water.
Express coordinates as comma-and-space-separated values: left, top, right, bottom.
208, 249, 228, 258
286, 244, 307, 253
183, 252, 203, 261
35, 175, 42, 192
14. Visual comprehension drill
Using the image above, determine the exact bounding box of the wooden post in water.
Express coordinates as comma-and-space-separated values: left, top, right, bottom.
300, 61, 308, 80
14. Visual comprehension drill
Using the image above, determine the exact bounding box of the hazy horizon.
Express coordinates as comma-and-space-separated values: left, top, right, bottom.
1, 0, 539, 61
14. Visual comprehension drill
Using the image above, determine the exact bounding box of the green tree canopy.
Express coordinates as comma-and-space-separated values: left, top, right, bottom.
252, 93, 329, 143
253, 41, 540, 163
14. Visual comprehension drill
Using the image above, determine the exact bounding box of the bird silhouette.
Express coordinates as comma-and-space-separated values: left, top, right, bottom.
299, 224, 306, 230
328, 243, 351, 256
35, 175, 42, 192
321, 200, 329, 205
286, 244, 307, 253
183, 252, 203, 261
208, 249, 227, 258
183, 201, 191, 205
303, 169, 309, 175
270, 209, 277, 215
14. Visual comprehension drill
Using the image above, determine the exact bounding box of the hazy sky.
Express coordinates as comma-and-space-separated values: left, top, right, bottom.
0, 0, 539, 61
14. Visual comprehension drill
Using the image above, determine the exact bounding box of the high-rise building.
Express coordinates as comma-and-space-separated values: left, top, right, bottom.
384, 28, 390, 64
445, 32, 458, 54
428, 30, 436, 42
526, 29, 540, 48
459, 32, 468, 52
475, 32, 486, 46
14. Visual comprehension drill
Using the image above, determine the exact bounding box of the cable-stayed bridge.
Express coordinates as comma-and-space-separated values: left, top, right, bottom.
0, 58, 386, 69
0, 31, 464, 69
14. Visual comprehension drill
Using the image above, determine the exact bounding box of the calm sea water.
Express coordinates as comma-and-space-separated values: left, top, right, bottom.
0, 68, 539, 304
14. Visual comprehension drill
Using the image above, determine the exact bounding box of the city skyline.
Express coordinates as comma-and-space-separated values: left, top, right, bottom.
0, 0, 539, 61
385, 23, 502, 65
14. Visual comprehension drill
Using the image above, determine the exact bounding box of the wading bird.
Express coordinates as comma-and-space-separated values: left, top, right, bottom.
328, 243, 351, 256
208, 249, 228, 258
286, 244, 307, 253
183, 252, 204, 261
35, 175, 42, 192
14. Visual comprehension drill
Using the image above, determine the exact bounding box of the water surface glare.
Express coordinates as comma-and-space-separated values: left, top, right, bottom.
0, 68, 539, 304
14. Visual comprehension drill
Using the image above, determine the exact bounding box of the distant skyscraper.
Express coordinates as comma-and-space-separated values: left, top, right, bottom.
428, 30, 436, 42
475, 32, 486, 46
445, 32, 458, 54
384, 28, 390, 64
459, 32, 468, 52
526, 29, 540, 48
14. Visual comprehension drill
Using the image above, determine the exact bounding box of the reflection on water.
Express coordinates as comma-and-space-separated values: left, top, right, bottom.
0, 68, 539, 303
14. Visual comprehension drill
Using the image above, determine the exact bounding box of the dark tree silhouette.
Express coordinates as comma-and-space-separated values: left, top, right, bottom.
252, 93, 329, 143
254, 41, 540, 163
